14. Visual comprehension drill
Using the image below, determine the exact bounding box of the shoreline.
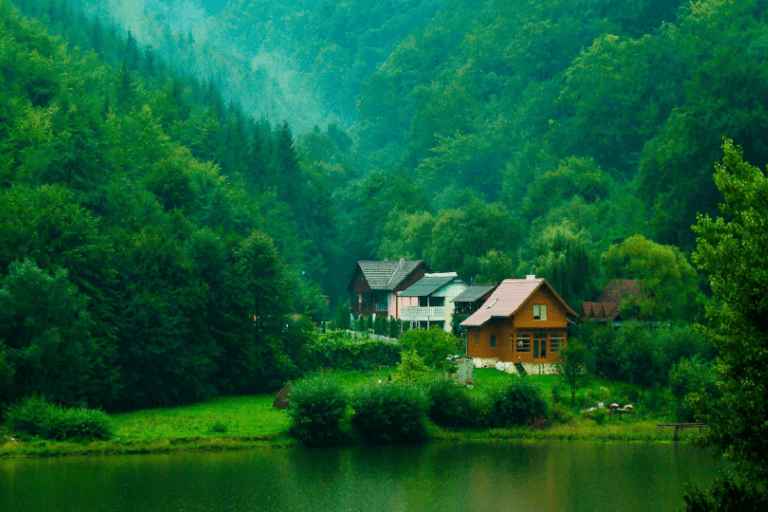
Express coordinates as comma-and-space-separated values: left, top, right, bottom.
0, 420, 702, 458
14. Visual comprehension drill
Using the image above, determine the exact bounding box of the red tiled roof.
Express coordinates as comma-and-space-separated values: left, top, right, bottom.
460, 278, 577, 328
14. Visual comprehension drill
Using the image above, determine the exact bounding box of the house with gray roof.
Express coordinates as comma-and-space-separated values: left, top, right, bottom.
451, 284, 498, 338
348, 259, 432, 318
399, 272, 467, 333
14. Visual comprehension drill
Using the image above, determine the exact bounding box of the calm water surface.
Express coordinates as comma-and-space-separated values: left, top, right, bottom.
0, 442, 721, 512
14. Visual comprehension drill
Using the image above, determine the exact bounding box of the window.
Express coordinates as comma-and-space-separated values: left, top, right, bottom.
550, 335, 564, 352
490, 335, 496, 348
533, 304, 547, 320
516, 334, 530, 352
534, 333, 547, 358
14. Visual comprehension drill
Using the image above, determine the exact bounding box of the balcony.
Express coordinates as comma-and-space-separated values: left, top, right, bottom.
351, 303, 389, 317
401, 307, 446, 321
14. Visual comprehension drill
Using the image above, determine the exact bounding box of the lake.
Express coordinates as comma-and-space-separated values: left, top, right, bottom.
0, 442, 721, 511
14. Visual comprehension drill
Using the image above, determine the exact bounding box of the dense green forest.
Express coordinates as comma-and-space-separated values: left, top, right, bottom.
2, 0, 768, 412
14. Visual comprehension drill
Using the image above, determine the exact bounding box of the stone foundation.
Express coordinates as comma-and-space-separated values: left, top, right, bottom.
471, 358, 559, 375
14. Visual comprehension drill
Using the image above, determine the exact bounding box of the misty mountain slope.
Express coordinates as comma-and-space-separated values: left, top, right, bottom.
59, 0, 338, 131
210, 0, 448, 126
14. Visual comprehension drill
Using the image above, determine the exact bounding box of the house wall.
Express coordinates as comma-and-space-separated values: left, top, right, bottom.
466, 287, 570, 364
435, 281, 468, 331
515, 286, 571, 328
350, 270, 372, 294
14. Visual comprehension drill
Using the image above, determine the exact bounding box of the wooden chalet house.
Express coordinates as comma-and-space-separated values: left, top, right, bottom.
399, 272, 468, 332
348, 259, 432, 318
461, 276, 577, 374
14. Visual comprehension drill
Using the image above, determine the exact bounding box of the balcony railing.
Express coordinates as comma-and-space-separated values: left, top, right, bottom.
401, 307, 445, 321
351, 303, 389, 317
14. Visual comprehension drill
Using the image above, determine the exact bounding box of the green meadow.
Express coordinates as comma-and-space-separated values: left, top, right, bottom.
0, 367, 699, 458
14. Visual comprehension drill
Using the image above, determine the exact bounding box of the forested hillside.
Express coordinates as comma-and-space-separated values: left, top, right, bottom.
0, 0, 336, 410
3, 0, 768, 409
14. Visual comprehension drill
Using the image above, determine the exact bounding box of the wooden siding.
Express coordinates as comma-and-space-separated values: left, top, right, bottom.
514, 286, 570, 329
466, 286, 570, 364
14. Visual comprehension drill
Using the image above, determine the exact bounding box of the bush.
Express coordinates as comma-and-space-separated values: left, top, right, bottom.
393, 351, 435, 383
288, 373, 348, 447
5, 396, 113, 440
300, 331, 401, 371
585, 407, 609, 425
488, 378, 549, 427
426, 377, 479, 430
550, 402, 575, 425
351, 383, 429, 444
399, 328, 462, 372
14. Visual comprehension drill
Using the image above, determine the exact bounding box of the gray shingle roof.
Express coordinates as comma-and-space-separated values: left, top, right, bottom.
399, 275, 457, 297
357, 260, 428, 290
452, 284, 496, 303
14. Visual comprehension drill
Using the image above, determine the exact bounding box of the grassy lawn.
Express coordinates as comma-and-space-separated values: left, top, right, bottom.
111, 395, 289, 442
0, 366, 694, 457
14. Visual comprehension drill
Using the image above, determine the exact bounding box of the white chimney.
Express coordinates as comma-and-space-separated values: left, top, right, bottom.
526, 275, 536, 280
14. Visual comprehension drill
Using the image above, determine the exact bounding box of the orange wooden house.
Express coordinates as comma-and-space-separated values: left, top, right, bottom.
461, 277, 577, 371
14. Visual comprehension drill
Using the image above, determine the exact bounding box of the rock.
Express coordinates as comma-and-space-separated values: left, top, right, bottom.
272, 380, 293, 409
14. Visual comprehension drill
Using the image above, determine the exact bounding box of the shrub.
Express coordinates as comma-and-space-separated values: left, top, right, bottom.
300, 331, 401, 371
210, 421, 229, 433
393, 351, 435, 383
351, 383, 429, 444
550, 402, 575, 425
5, 396, 113, 440
288, 373, 348, 447
426, 377, 478, 430
400, 327, 462, 372
488, 378, 549, 427
585, 407, 609, 425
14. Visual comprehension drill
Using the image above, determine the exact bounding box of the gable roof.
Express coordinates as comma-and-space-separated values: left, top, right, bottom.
399, 273, 459, 297
461, 278, 577, 328
581, 301, 620, 322
452, 284, 496, 303
350, 260, 431, 291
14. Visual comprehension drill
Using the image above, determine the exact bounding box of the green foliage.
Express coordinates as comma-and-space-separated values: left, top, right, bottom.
5, 396, 113, 441
350, 382, 429, 444
399, 327, 462, 372
488, 378, 549, 428
300, 331, 401, 372
0, 2, 331, 410
393, 351, 434, 384
557, 337, 590, 406
684, 473, 768, 512
530, 224, 598, 308
601, 235, 703, 321
692, 140, 768, 484
426, 377, 479, 430
0, 258, 118, 407
288, 373, 348, 447
549, 402, 575, 425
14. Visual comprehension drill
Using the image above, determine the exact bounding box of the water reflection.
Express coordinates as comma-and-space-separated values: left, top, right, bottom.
0, 442, 721, 512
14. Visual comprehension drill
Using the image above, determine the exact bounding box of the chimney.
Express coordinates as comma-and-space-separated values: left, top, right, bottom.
526, 275, 536, 280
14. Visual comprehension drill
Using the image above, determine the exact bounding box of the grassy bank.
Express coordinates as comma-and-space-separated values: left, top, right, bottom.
0, 368, 703, 457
